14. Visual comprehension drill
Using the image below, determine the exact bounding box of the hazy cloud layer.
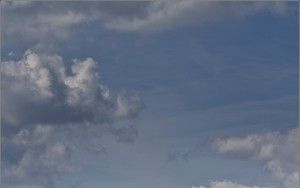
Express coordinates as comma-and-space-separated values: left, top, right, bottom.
2, 1, 148, 46
1, 50, 144, 187
104, 1, 292, 32
2, 1, 295, 47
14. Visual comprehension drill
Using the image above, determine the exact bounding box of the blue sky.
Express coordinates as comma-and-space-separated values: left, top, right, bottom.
1, 1, 299, 188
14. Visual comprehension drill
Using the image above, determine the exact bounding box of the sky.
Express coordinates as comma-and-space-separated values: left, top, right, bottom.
0, 1, 299, 188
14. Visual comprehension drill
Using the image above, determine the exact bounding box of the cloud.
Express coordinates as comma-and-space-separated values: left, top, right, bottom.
167, 149, 192, 162
104, 1, 293, 32
2, 1, 146, 46
1, 50, 144, 126
213, 128, 299, 188
2, 125, 71, 188
2, 1, 296, 48
191, 181, 265, 188
1, 50, 144, 187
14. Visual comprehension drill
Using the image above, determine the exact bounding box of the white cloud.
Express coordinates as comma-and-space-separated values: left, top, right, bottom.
1, 50, 144, 187
1, 50, 144, 126
192, 181, 265, 188
213, 128, 300, 188
191, 128, 299, 188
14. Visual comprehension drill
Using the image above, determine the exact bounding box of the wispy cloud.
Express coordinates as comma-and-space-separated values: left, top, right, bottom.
2, 1, 295, 47
105, 1, 292, 32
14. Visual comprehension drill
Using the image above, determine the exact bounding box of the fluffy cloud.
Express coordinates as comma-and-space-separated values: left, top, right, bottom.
213, 128, 299, 188
191, 128, 299, 188
191, 181, 264, 188
2, 50, 143, 126
1, 50, 144, 187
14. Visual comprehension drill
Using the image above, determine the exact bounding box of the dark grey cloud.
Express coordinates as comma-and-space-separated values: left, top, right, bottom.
1, 50, 144, 187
